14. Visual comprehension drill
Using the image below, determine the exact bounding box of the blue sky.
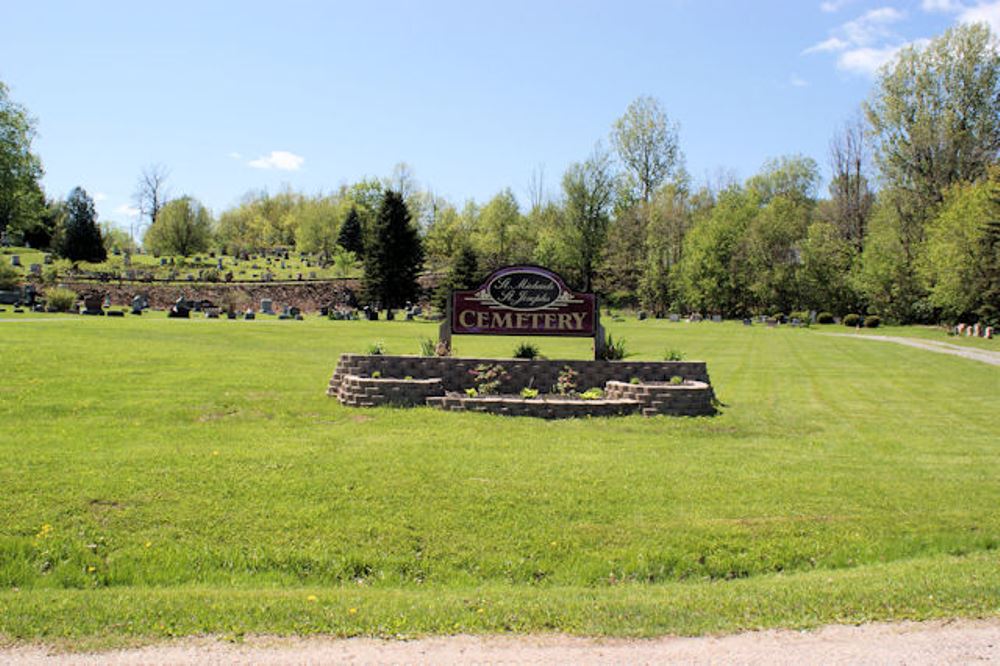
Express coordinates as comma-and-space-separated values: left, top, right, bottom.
2, 0, 998, 230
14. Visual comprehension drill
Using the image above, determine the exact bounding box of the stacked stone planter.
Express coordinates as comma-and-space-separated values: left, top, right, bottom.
425, 394, 641, 419
327, 354, 716, 418
604, 380, 715, 416
336, 375, 444, 407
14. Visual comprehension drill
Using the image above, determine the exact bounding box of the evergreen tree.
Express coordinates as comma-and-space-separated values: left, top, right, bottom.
337, 207, 365, 256
362, 190, 424, 309
60, 187, 106, 262
433, 243, 480, 311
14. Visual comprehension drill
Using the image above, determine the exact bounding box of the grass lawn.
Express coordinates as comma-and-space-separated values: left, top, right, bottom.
0, 314, 998, 646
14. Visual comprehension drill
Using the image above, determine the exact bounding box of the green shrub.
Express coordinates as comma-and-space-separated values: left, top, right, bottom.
520, 387, 539, 399
843, 313, 861, 327
366, 341, 387, 355
513, 342, 540, 359
45, 287, 77, 312
0, 263, 20, 290
419, 337, 436, 357
864, 315, 881, 329
371, 371, 382, 379
664, 348, 685, 361
816, 312, 834, 324
580, 387, 604, 400
789, 311, 810, 323
629, 377, 641, 385
599, 334, 627, 360
669, 375, 684, 385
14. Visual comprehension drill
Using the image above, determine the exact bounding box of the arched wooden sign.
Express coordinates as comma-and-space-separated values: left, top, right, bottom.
440, 266, 604, 358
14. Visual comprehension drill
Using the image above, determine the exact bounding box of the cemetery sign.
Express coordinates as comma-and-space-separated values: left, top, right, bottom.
449, 266, 597, 337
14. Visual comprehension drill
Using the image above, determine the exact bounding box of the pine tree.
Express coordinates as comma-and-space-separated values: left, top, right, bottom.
337, 207, 365, 256
433, 243, 480, 311
362, 191, 424, 309
60, 187, 106, 262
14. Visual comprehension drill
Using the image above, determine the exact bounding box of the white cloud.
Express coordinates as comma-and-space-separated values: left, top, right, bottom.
837, 45, 905, 74
958, 1, 1000, 33
115, 204, 140, 218
922, 0, 963, 12
820, 0, 856, 12
248, 150, 304, 171
842, 7, 906, 46
93, 192, 108, 202
804, 36, 850, 53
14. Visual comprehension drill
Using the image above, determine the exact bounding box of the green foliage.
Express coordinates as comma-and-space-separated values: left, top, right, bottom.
433, 242, 480, 312
0, 262, 19, 290
419, 337, 436, 357
468, 363, 508, 395
513, 342, 540, 359
475, 188, 523, 271
664, 348, 685, 361
843, 313, 861, 327
60, 187, 106, 263
520, 387, 539, 399
371, 370, 382, 379
611, 96, 681, 203
366, 341, 386, 355
599, 333, 628, 360
919, 169, 1000, 324
43, 286, 76, 312
561, 146, 617, 291
629, 376, 641, 384
580, 387, 604, 400
143, 196, 212, 257
864, 315, 881, 329
0, 80, 45, 242
816, 312, 834, 324
669, 375, 684, 385
362, 190, 424, 309
294, 197, 343, 256
336, 207, 365, 256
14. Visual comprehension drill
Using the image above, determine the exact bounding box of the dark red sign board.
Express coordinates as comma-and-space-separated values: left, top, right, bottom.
452, 266, 596, 337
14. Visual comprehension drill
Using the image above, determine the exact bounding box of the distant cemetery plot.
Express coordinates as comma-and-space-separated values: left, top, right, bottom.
328, 265, 718, 419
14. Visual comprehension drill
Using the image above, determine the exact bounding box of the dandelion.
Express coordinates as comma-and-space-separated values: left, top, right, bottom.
348, 607, 358, 614
35, 523, 52, 539
87, 566, 96, 573
307, 594, 318, 603
477, 608, 484, 614
212, 450, 220, 456
144, 541, 152, 548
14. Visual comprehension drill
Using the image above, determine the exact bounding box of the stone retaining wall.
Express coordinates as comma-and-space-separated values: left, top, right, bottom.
337, 375, 444, 407
426, 395, 641, 419
605, 380, 715, 417
328, 354, 711, 396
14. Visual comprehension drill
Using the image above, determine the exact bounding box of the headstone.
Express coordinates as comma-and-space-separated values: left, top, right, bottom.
743, 318, 752, 326
29, 264, 41, 276
10, 255, 20, 267
126, 270, 136, 280
160, 258, 168, 266
309, 271, 316, 279
637, 311, 647, 321
260, 299, 274, 315
711, 315, 722, 323
973, 322, 982, 337
131, 295, 145, 315
281, 260, 286, 269
81, 293, 104, 316
227, 311, 237, 320
288, 306, 301, 317
244, 310, 255, 320
668, 314, 680, 322
205, 308, 220, 319
690, 313, 703, 323
107, 310, 124, 317
43, 254, 53, 265
168, 297, 190, 319
123, 253, 131, 267
985, 326, 993, 339
217, 258, 224, 270
767, 319, 777, 328
113, 247, 121, 256
296, 272, 303, 281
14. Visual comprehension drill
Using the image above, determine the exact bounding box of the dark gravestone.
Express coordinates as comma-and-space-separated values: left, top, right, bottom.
81, 294, 104, 316
168, 297, 190, 319
107, 310, 124, 317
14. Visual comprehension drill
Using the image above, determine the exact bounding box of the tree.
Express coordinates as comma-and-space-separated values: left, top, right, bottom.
611, 96, 682, 203
362, 190, 424, 309
476, 188, 522, 270
638, 184, 692, 314
143, 196, 213, 256
294, 196, 342, 256
919, 168, 1000, 323
337, 207, 365, 256
828, 116, 874, 253
561, 146, 617, 291
60, 187, 106, 262
0, 80, 45, 241
133, 164, 170, 233
433, 242, 480, 311
865, 23, 1000, 223
746, 155, 819, 205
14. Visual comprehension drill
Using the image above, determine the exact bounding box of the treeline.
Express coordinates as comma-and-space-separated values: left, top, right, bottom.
2, 24, 998, 324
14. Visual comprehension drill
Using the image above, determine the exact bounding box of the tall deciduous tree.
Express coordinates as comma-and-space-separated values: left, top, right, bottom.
133, 164, 170, 232
61, 187, 106, 262
611, 96, 681, 203
143, 196, 213, 257
828, 117, 874, 253
0, 80, 45, 241
865, 23, 1000, 222
561, 146, 617, 292
362, 190, 424, 309
476, 188, 522, 270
